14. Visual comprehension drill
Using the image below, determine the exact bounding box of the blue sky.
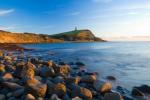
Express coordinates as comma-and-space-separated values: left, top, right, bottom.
0, 0, 150, 40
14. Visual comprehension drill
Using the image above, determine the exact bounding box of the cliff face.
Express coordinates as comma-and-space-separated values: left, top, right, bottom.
0, 30, 63, 43
50, 30, 105, 42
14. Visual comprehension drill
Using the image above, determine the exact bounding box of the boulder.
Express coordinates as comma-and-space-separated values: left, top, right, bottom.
53, 83, 67, 97
72, 86, 92, 100
25, 94, 36, 100
75, 62, 85, 66
2, 73, 13, 80
104, 93, 124, 100
13, 61, 25, 78
25, 78, 47, 97
50, 94, 61, 100
72, 97, 82, 100
106, 76, 116, 81
81, 75, 96, 83
94, 80, 112, 93
0, 64, 5, 73
131, 88, 144, 97
55, 65, 71, 76
134, 85, 150, 94
53, 76, 64, 84
21, 62, 36, 79
65, 77, 80, 85
39, 66, 55, 77
12, 88, 24, 97
2, 82, 23, 91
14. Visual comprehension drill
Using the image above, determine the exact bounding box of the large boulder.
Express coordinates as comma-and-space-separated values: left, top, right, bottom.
13, 61, 25, 78
50, 94, 61, 100
55, 65, 71, 76
0, 64, 5, 73
131, 88, 144, 97
53, 83, 67, 97
94, 80, 112, 93
134, 85, 150, 94
65, 77, 80, 85
25, 78, 47, 97
2, 82, 23, 91
21, 62, 36, 79
25, 94, 36, 100
72, 86, 92, 100
104, 93, 124, 100
81, 75, 96, 83
39, 66, 55, 77
2, 72, 13, 80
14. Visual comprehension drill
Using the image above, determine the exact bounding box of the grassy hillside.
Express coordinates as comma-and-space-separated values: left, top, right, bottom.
50, 29, 105, 42
0, 30, 63, 43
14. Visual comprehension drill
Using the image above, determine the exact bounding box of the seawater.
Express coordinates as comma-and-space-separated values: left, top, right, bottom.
23, 42, 150, 90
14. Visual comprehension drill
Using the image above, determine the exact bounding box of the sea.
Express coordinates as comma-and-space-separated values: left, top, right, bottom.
22, 42, 150, 90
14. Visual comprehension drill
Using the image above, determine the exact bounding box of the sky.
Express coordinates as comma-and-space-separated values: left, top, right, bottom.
0, 0, 150, 40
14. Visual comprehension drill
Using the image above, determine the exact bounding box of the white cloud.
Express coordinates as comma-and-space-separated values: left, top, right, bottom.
0, 9, 15, 16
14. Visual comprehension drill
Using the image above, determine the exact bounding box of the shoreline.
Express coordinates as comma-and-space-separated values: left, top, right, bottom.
0, 44, 149, 100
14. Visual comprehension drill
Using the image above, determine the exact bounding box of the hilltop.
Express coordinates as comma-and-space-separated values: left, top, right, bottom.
0, 29, 105, 43
50, 29, 105, 42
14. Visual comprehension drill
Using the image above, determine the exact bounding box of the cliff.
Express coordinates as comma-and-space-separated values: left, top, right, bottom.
50, 29, 105, 42
0, 30, 63, 43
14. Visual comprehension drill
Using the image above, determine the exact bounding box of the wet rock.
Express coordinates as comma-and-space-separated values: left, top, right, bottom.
134, 85, 150, 94
12, 88, 24, 97
81, 75, 96, 83
94, 80, 112, 93
72, 97, 82, 100
13, 61, 25, 78
0, 51, 4, 57
44, 60, 57, 68
4, 56, 12, 60
0, 64, 5, 73
131, 88, 144, 97
65, 77, 80, 85
106, 76, 116, 81
72, 85, 92, 100
47, 80, 55, 95
39, 66, 55, 77
55, 65, 71, 76
2, 73, 13, 80
53, 83, 67, 97
21, 62, 36, 79
2, 82, 23, 91
75, 62, 85, 66
25, 94, 36, 100
25, 78, 47, 97
53, 76, 64, 84
0, 94, 5, 100
50, 94, 61, 100
104, 93, 123, 100
62, 94, 71, 100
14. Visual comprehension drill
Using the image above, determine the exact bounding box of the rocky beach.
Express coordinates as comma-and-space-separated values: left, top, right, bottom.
0, 44, 149, 100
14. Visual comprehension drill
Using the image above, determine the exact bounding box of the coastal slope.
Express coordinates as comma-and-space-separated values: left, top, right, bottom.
0, 29, 105, 43
50, 29, 105, 42
0, 30, 62, 43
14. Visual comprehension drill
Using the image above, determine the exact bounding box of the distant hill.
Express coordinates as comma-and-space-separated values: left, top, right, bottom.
0, 29, 105, 43
50, 29, 105, 42
0, 30, 62, 43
